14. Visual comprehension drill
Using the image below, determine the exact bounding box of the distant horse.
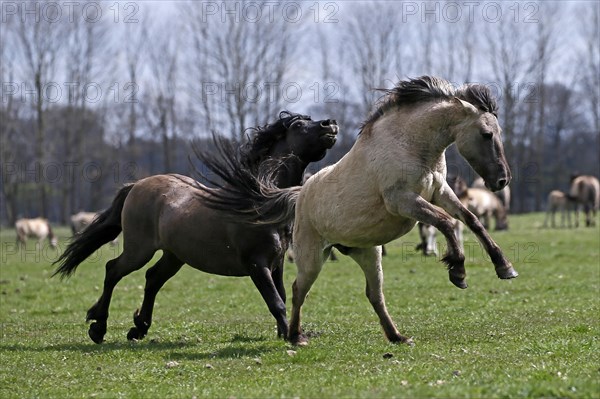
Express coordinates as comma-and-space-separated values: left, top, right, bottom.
70, 211, 99, 234
53, 112, 338, 344
199, 76, 518, 346
15, 218, 58, 249
71, 211, 119, 246
543, 190, 572, 228
569, 175, 599, 227
416, 176, 467, 256
472, 176, 511, 211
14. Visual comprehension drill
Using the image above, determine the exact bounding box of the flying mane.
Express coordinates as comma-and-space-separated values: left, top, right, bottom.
360, 76, 498, 134
240, 111, 311, 170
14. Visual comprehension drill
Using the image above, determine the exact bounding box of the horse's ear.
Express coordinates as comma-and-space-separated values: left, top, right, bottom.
452, 97, 478, 115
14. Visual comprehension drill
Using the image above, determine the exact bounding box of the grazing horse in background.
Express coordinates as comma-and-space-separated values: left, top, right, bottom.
15, 218, 58, 249
199, 76, 518, 346
53, 112, 338, 344
543, 190, 572, 228
465, 188, 509, 231
569, 175, 599, 227
71, 211, 119, 246
451, 176, 508, 231
70, 211, 99, 234
472, 176, 511, 211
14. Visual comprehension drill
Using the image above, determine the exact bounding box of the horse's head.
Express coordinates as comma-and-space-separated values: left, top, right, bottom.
452, 85, 511, 192
243, 111, 338, 168
278, 111, 338, 163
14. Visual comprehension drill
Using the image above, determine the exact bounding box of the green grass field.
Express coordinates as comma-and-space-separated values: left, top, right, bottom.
1, 213, 598, 398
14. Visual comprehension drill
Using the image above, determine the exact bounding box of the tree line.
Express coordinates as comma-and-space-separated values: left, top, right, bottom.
1, 0, 598, 225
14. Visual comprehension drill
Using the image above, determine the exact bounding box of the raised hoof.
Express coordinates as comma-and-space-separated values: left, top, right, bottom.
88, 322, 106, 344
127, 327, 145, 341
288, 332, 309, 347
448, 271, 468, 289
496, 266, 519, 280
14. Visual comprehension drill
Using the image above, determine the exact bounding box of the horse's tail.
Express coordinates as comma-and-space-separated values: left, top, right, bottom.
192, 135, 300, 226
53, 184, 134, 279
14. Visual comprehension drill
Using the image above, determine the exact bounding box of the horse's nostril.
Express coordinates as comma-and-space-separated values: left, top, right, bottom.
497, 178, 508, 189
320, 121, 329, 127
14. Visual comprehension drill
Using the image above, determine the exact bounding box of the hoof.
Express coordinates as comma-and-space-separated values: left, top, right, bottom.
496, 266, 519, 280
389, 334, 415, 346
127, 327, 145, 341
448, 269, 468, 289
277, 326, 289, 339
88, 322, 106, 344
288, 332, 309, 347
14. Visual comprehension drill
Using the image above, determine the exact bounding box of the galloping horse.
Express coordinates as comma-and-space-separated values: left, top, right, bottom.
54, 112, 338, 344
15, 218, 58, 249
199, 76, 518, 346
569, 175, 599, 227
543, 190, 572, 228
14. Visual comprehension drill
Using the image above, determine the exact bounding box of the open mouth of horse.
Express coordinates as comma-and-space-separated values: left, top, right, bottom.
320, 125, 339, 146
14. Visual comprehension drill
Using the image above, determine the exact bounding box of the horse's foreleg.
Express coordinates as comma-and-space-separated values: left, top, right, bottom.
86, 251, 154, 344
249, 263, 288, 338
384, 192, 467, 288
348, 247, 413, 345
432, 186, 518, 282
127, 251, 183, 341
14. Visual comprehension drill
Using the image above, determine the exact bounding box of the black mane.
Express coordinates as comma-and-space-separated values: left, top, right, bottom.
240, 111, 311, 170
360, 76, 499, 134
457, 84, 498, 116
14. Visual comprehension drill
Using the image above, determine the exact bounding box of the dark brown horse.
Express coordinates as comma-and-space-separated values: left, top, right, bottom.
53, 112, 338, 344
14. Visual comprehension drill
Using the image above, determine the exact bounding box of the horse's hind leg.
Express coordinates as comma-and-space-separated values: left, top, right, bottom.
127, 251, 183, 341
86, 249, 154, 344
348, 247, 413, 345
288, 230, 327, 346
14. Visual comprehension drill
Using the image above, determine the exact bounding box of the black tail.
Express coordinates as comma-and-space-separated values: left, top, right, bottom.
53, 184, 134, 279
191, 135, 300, 226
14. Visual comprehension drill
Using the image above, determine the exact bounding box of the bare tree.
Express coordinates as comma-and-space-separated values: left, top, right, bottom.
576, 3, 600, 135
531, 4, 560, 210
180, 0, 294, 137
14, 4, 66, 217
345, 2, 403, 116
143, 18, 179, 172
60, 6, 110, 222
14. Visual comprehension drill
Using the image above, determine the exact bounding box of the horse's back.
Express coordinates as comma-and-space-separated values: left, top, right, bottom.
123, 174, 281, 276
297, 151, 416, 247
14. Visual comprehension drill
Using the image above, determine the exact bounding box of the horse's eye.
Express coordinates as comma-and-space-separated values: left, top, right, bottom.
481, 131, 493, 139
291, 120, 304, 129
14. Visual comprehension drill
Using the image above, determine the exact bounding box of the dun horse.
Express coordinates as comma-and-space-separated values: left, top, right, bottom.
569, 175, 599, 227
543, 190, 572, 228
71, 211, 119, 246
472, 176, 511, 211
53, 112, 338, 344
199, 76, 518, 346
15, 218, 57, 249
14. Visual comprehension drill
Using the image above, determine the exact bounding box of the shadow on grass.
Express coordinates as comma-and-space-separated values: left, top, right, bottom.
0, 332, 277, 356
167, 343, 277, 361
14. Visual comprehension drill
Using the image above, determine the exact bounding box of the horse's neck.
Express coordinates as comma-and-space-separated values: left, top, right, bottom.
272, 156, 308, 188
365, 104, 456, 167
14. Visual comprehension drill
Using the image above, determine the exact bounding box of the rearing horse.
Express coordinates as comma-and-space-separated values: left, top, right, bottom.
53, 112, 338, 344
199, 77, 518, 346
